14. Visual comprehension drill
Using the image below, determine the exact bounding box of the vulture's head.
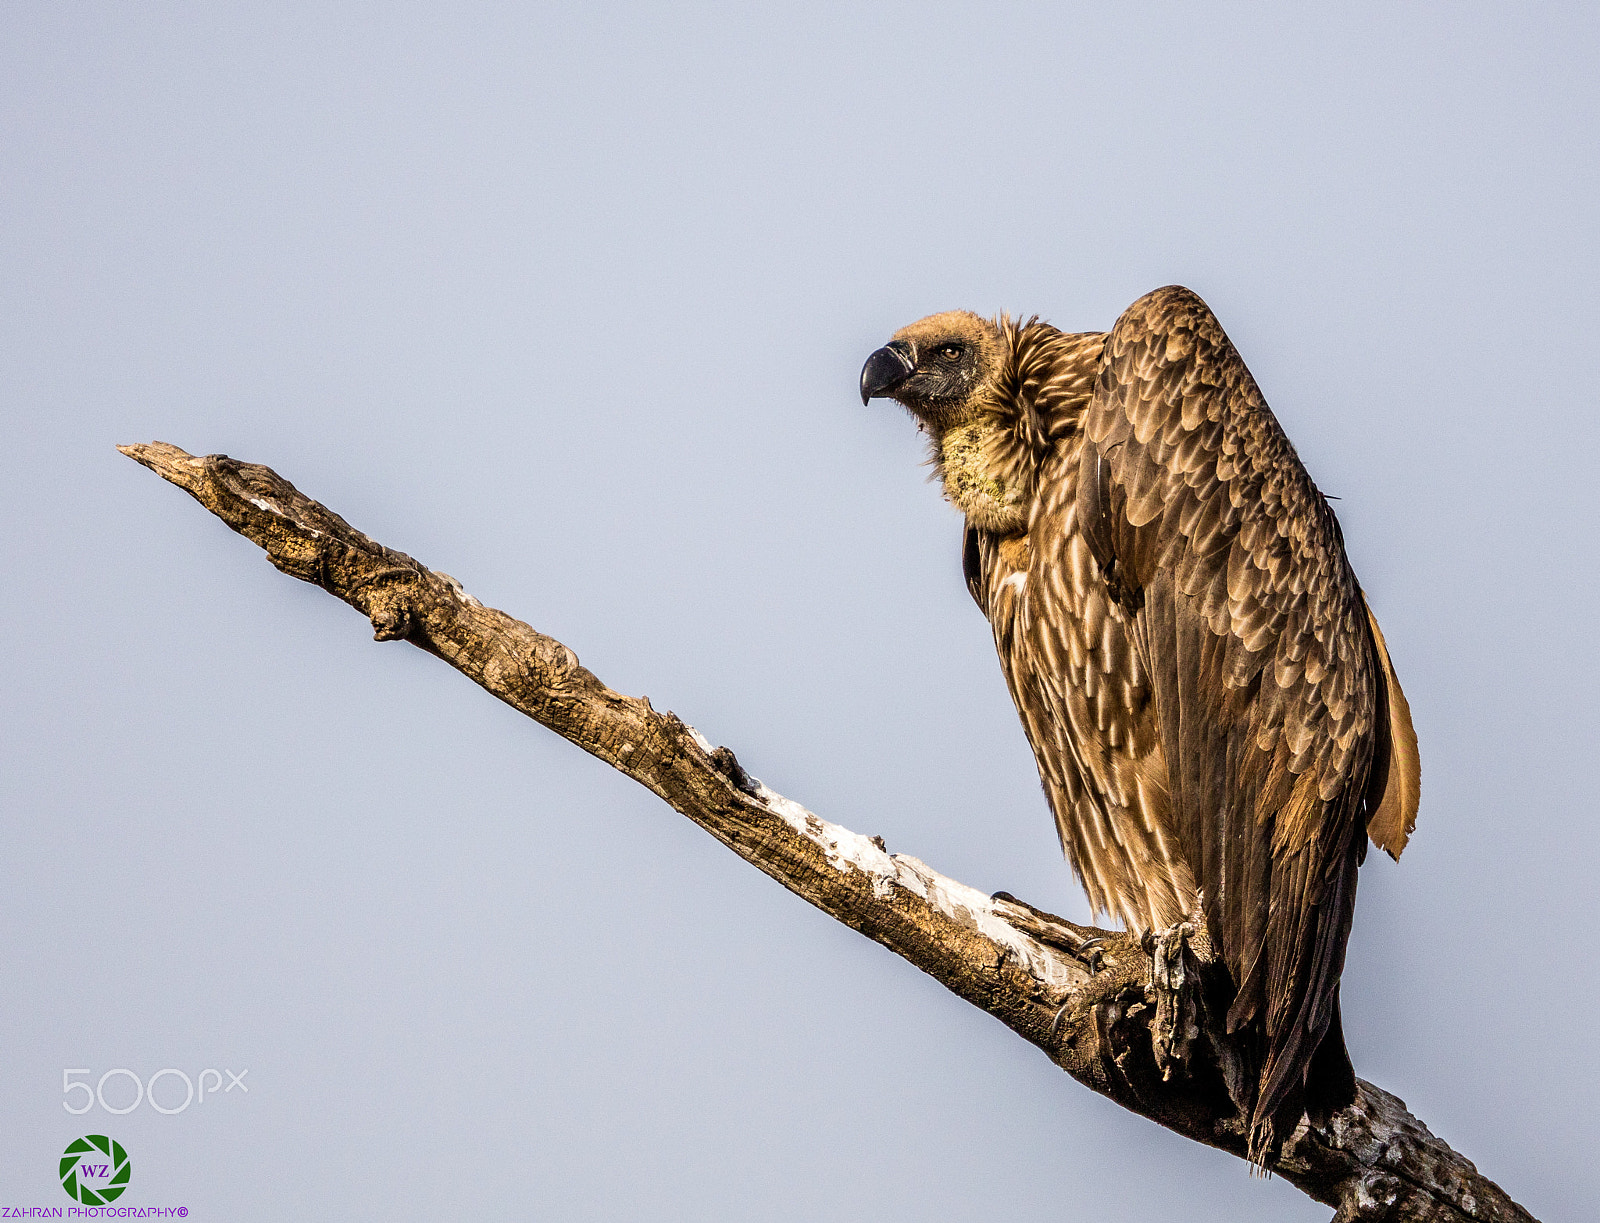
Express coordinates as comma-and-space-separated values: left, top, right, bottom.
860, 311, 1007, 433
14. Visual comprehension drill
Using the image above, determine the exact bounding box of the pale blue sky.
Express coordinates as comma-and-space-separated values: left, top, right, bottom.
3, 3, 1595, 1218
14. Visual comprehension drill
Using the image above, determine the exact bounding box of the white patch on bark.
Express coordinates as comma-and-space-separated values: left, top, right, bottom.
888, 854, 1078, 990
670, 715, 1078, 992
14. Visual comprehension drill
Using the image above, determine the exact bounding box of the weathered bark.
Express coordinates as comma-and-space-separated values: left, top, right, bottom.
118, 441, 1534, 1223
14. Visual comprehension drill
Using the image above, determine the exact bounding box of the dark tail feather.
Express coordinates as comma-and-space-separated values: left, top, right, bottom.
1246, 993, 1357, 1165
1302, 991, 1358, 1122
1246, 812, 1364, 1166
1247, 947, 1361, 1164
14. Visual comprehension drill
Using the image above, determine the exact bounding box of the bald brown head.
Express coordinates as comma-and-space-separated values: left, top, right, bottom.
860, 310, 1007, 432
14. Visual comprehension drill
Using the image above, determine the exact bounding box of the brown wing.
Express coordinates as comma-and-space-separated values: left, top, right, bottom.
1076, 285, 1414, 1149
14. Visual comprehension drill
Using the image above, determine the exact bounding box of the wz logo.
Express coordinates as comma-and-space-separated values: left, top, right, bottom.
59, 1135, 130, 1205
64, 1067, 248, 1115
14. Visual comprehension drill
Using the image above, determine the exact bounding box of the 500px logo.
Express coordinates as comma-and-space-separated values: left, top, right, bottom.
63, 1068, 248, 1115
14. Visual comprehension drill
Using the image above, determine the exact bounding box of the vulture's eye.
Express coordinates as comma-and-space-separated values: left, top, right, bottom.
937, 343, 964, 360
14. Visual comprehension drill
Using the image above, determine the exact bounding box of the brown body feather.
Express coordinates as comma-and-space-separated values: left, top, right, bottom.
870, 288, 1421, 1160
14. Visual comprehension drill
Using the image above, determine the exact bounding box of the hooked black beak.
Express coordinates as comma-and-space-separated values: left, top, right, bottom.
860, 341, 915, 405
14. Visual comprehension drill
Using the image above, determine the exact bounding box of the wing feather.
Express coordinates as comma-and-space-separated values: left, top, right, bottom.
1075, 285, 1409, 1149
1361, 600, 1422, 858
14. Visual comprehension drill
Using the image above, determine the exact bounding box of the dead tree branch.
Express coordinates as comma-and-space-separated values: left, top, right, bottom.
118, 441, 1534, 1223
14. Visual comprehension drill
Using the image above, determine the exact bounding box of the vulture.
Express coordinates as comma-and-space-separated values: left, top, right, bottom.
860, 286, 1420, 1159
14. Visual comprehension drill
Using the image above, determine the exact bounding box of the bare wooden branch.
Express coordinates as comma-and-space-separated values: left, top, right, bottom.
118, 441, 1535, 1223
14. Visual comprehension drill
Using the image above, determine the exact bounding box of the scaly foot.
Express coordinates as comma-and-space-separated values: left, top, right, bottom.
1144, 919, 1198, 1078
990, 891, 1111, 974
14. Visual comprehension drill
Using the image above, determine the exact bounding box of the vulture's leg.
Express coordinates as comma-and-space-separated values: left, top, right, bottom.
992, 894, 1213, 1081
1143, 918, 1210, 1080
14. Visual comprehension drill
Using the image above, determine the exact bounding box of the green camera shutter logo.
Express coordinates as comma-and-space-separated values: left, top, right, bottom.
59, 1135, 131, 1204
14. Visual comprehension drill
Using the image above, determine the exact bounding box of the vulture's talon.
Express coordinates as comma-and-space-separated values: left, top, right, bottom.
1076, 937, 1106, 974
1050, 1000, 1071, 1042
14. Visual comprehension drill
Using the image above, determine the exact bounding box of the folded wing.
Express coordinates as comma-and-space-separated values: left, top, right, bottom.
1074, 285, 1419, 1147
